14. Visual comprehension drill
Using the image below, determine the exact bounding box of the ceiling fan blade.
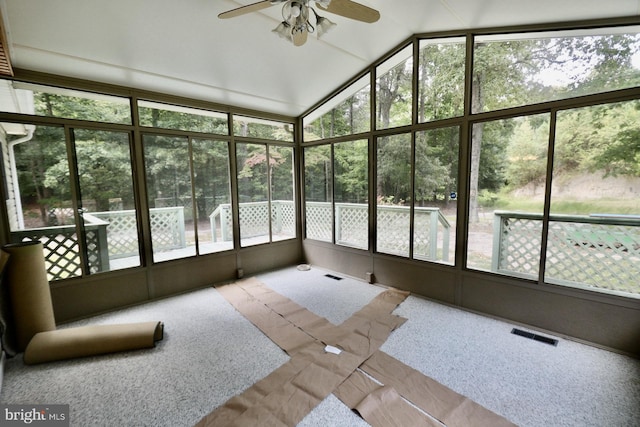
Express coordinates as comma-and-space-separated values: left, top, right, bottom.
218, 1, 274, 19
315, 0, 380, 23
292, 29, 308, 46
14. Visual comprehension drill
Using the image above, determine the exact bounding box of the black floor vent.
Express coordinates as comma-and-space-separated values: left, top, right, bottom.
324, 274, 343, 281
511, 328, 558, 346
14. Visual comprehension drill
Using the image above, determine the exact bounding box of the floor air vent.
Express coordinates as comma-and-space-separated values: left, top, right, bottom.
511, 328, 558, 346
324, 274, 343, 281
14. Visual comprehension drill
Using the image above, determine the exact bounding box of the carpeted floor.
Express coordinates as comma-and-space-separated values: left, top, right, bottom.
1, 265, 638, 426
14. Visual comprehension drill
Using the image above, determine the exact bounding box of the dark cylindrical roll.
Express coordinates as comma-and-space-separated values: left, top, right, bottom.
2, 241, 56, 351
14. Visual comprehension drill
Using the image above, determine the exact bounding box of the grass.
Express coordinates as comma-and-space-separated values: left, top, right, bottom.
482, 192, 640, 216
474, 191, 640, 295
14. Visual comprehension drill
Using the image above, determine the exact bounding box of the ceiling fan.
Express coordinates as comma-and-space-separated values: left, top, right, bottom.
218, 0, 380, 47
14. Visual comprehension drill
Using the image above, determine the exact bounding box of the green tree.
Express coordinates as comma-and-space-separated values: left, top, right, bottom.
305, 84, 370, 140
335, 140, 368, 204
470, 40, 537, 221
415, 127, 459, 206
14, 126, 67, 225
505, 117, 549, 193
35, 93, 130, 124
377, 58, 412, 128
192, 139, 231, 219
418, 42, 465, 122
376, 134, 411, 204
470, 33, 640, 221
304, 145, 331, 202
143, 135, 191, 207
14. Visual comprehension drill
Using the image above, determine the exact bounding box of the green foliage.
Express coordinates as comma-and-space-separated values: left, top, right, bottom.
476, 118, 513, 191
505, 116, 549, 190
74, 131, 134, 211
304, 145, 331, 202
269, 146, 295, 200
477, 190, 500, 208
192, 139, 231, 217
335, 140, 368, 204
377, 134, 412, 204
35, 93, 131, 124
233, 120, 293, 141
418, 42, 465, 121
415, 127, 459, 204
481, 193, 638, 215
13, 126, 67, 223
236, 143, 268, 202
139, 105, 227, 134
304, 86, 370, 140
143, 135, 192, 206
554, 100, 640, 177
377, 57, 413, 128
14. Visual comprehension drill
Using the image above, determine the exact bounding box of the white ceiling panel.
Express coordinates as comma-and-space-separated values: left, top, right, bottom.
1, 0, 639, 117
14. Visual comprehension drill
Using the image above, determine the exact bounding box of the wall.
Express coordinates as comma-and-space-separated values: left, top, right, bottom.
52, 239, 302, 322
303, 240, 640, 356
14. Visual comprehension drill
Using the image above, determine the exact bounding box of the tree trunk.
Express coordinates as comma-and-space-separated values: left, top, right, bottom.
468, 72, 484, 223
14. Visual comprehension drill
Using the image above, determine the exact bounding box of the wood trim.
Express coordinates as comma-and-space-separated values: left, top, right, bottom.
0, 7, 13, 76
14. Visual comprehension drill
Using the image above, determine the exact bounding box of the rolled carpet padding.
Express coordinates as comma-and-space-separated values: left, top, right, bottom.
24, 321, 164, 365
2, 241, 56, 352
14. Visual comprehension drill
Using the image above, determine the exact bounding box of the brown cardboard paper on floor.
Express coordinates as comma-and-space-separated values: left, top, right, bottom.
197, 278, 516, 427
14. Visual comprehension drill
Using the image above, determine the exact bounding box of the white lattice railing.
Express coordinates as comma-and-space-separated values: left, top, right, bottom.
10, 213, 110, 282
337, 203, 368, 249
11, 207, 187, 281
155, 196, 219, 221
91, 210, 140, 258
93, 206, 186, 256
413, 207, 451, 261
305, 202, 451, 261
148, 206, 186, 250
305, 201, 333, 242
493, 211, 640, 294
210, 200, 296, 242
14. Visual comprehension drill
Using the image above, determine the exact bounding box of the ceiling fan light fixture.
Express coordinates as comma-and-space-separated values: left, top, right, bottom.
217, 0, 378, 47
290, 3, 301, 17
313, 10, 336, 38
272, 21, 293, 40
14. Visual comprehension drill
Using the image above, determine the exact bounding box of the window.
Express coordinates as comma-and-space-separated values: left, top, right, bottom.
6, 124, 76, 280
75, 129, 141, 272
335, 140, 368, 249
143, 135, 196, 262
270, 145, 296, 241
236, 143, 296, 246
414, 127, 458, 264
376, 45, 413, 129
473, 27, 640, 113
374, 129, 458, 263
466, 114, 550, 277
4, 123, 141, 280
236, 143, 269, 246
418, 38, 466, 122
303, 75, 371, 142
191, 139, 233, 254
138, 100, 228, 134
304, 144, 332, 242
546, 101, 640, 296
302, 24, 640, 299
233, 115, 294, 142
0, 81, 131, 124
376, 133, 412, 256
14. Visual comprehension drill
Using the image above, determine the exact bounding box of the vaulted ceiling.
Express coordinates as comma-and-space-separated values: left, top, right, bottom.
1, 0, 639, 117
